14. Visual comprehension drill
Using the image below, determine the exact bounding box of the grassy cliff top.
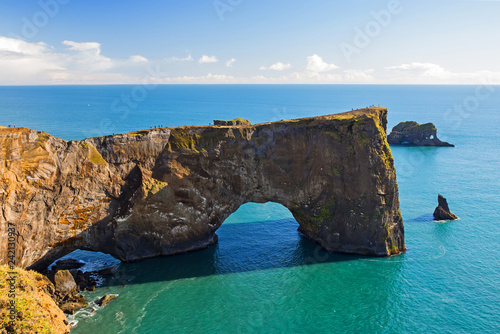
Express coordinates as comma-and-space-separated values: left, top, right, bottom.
2, 107, 388, 142
392, 121, 436, 133
0, 265, 70, 334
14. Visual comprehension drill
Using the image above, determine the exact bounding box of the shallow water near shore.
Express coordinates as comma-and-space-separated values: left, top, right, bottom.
1, 85, 499, 333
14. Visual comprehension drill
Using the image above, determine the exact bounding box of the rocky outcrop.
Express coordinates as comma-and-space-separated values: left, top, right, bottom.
387, 121, 454, 146
49, 270, 88, 314
214, 118, 251, 126
0, 265, 71, 333
433, 194, 458, 220
0, 107, 405, 271
96, 294, 117, 307
53, 270, 78, 295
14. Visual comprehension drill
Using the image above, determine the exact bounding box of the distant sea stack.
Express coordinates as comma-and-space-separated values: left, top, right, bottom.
387, 121, 454, 146
433, 194, 458, 220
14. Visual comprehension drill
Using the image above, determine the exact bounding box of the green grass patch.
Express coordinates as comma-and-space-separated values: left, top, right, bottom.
0, 265, 59, 334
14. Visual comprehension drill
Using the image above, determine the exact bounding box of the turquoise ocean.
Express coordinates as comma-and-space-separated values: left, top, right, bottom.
1, 85, 499, 333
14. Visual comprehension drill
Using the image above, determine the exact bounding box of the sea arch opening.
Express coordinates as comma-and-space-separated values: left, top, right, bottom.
43, 202, 352, 288
211, 202, 337, 273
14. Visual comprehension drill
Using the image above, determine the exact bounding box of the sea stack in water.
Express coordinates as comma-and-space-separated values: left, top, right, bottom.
433, 194, 458, 220
387, 121, 454, 146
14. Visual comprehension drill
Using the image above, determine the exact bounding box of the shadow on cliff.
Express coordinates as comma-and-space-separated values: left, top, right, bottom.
101, 218, 362, 287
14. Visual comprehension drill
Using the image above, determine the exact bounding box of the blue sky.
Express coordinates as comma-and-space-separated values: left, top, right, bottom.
0, 0, 499, 84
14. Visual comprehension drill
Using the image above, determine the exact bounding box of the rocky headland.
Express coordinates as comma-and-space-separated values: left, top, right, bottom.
0, 107, 405, 272
0, 263, 118, 333
387, 121, 454, 146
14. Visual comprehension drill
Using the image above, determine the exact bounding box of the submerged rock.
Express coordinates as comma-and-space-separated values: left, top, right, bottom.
98, 266, 117, 276
387, 121, 454, 146
433, 194, 458, 220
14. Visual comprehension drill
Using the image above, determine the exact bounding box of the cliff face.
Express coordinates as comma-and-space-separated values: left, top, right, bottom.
0, 108, 405, 270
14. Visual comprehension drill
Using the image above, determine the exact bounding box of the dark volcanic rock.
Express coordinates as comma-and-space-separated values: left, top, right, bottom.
387, 121, 454, 146
52, 259, 85, 271
0, 107, 405, 270
433, 194, 458, 220
71, 270, 98, 291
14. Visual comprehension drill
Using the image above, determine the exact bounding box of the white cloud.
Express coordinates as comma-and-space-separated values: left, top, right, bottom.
305, 54, 338, 73
198, 55, 218, 64
161, 73, 236, 83
62, 41, 100, 51
386, 62, 449, 78
384, 62, 500, 83
166, 54, 193, 62
344, 69, 375, 81
62, 40, 113, 71
260, 62, 292, 71
0, 36, 151, 84
1, 35, 499, 85
0, 36, 49, 55
129, 55, 148, 63
0, 36, 66, 84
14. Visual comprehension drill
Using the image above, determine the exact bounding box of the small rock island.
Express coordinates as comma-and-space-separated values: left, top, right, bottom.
433, 194, 458, 220
387, 121, 454, 147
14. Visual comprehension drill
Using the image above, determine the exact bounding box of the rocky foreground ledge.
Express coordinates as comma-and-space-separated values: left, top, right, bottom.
0, 107, 405, 271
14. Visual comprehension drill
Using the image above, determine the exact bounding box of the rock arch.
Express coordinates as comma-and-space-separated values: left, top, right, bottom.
0, 108, 405, 270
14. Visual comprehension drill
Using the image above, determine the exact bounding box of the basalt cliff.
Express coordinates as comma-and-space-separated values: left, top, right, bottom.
0, 107, 405, 271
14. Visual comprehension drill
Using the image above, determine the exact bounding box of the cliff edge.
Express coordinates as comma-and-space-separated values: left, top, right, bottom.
0, 265, 71, 333
0, 107, 405, 270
